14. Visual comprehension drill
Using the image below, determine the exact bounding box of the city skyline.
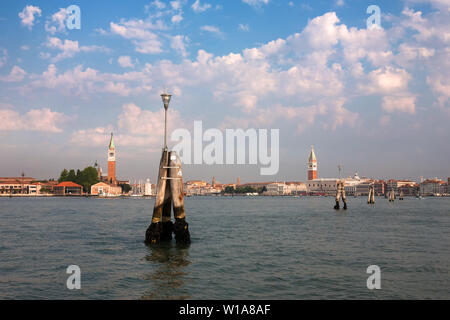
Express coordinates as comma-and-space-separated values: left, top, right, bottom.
0, 0, 449, 182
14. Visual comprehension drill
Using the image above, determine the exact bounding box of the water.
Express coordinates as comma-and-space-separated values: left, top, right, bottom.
0, 196, 449, 299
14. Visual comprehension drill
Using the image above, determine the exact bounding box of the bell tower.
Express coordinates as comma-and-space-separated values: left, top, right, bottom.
107, 133, 116, 184
307, 145, 317, 181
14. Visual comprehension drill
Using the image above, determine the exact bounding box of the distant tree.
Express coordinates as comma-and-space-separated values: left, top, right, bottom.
59, 169, 69, 182
120, 184, 132, 194
79, 166, 99, 193
223, 186, 235, 194
58, 166, 99, 193
67, 169, 76, 182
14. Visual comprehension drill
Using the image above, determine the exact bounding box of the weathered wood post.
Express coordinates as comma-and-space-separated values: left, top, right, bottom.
334, 180, 347, 210
160, 181, 174, 241
145, 149, 169, 244
168, 151, 190, 244
371, 188, 374, 203
334, 181, 341, 210
341, 181, 347, 210
389, 188, 395, 202
368, 185, 375, 204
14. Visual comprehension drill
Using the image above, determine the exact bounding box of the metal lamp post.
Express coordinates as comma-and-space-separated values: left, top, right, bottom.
161, 93, 172, 150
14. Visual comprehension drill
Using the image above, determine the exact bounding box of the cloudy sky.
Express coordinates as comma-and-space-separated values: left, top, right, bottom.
0, 0, 449, 183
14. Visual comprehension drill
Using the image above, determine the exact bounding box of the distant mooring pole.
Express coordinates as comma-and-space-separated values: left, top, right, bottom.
368, 184, 375, 204
334, 180, 347, 210
334, 165, 347, 210
145, 92, 191, 245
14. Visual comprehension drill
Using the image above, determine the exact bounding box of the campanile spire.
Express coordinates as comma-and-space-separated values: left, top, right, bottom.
107, 132, 116, 184
307, 145, 318, 180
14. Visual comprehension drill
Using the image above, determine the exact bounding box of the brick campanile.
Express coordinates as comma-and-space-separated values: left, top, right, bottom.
307, 145, 318, 181
107, 133, 116, 184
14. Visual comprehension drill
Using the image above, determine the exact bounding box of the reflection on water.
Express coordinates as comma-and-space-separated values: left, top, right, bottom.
141, 243, 191, 300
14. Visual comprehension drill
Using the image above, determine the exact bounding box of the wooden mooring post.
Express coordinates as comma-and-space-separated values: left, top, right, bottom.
368, 184, 375, 204
168, 151, 190, 244
334, 180, 347, 210
145, 150, 190, 245
388, 189, 395, 202
145, 92, 190, 245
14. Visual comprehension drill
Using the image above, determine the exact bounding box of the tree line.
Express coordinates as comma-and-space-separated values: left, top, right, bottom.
58, 167, 99, 193
222, 186, 266, 194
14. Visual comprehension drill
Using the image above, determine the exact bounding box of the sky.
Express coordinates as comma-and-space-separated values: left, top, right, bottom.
0, 0, 449, 184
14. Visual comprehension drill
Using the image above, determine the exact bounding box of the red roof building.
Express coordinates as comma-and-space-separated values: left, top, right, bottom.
54, 181, 83, 196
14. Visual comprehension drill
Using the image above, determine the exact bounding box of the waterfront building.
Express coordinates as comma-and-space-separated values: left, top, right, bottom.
0, 177, 54, 195
398, 183, 419, 196
373, 180, 386, 196
90, 182, 122, 196
420, 179, 447, 196
54, 181, 83, 196
185, 180, 222, 195
285, 182, 307, 195
0, 180, 27, 194
307, 146, 318, 180
264, 182, 289, 195
306, 172, 372, 196
386, 180, 416, 195
307, 178, 338, 195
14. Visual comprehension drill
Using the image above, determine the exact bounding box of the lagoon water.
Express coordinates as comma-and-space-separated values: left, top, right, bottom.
0, 196, 449, 299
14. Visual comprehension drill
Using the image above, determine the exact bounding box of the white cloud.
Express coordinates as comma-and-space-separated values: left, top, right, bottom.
118, 56, 135, 68
200, 25, 222, 35
0, 66, 27, 82
30, 64, 152, 97
171, 35, 189, 57
110, 19, 163, 54
362, 67, 411, 94
0, 108, 67, 132
18, 5, 41, 30
242, 0, 270, 8
45, 8, 68, 34
70, 103, 184, 149
45, 37, 109, 62
28, 8, 450, 135
170, 1, 183, 11
171, 14, 183, 24
382, 95, 416, 114
152, 0, 166, 9
192, 0, 211, 13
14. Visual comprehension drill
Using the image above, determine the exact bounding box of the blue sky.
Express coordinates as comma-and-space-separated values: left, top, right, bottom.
0, 0, 449, 183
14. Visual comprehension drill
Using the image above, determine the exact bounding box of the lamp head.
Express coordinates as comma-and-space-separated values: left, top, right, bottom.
161, 93, 172, 110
